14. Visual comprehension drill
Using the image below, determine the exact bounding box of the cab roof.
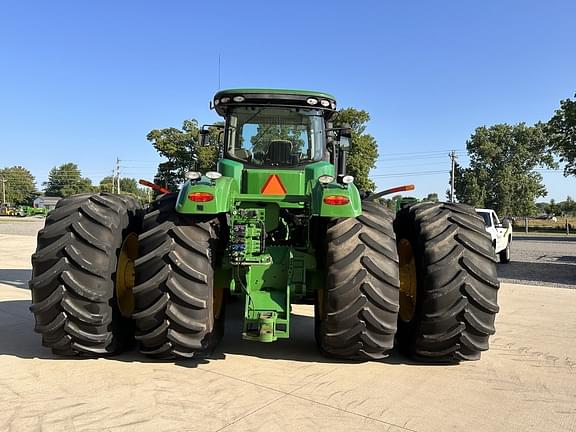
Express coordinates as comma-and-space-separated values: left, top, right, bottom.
215, 88, 336, 100
212, 88, 337, 117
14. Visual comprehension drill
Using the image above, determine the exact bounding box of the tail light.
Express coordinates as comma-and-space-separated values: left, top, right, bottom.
323, 195, 349, 205
188, 192, 214, 202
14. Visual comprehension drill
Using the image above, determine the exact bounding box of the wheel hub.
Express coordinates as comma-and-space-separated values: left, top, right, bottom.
398, 238, 417, 322
116, 232, 138, 318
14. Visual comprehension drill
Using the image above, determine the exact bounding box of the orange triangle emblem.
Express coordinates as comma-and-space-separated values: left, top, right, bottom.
261, 174, 287, 195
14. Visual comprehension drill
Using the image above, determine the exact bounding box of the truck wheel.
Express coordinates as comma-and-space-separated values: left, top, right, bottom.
394, 202, 500, 362
133, 194, 226, 358
29, 193, 142, 355
316, 201, 400, 360
499, 239, 511, 263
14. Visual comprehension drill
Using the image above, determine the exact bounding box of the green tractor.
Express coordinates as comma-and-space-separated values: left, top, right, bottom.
17, 206, 48, 217
29, 89, 499, 362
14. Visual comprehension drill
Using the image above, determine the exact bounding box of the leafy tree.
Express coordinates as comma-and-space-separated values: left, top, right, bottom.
146, 119, 221, 191
455, 123, 555, 216
99, 176, 115, 193
424, 192, 439, 202
560, 196, 576, 215
334, 108, 378, 191
535, 202, 549, 215
546, 93, 576, 176
0, 166, 37, 205
44, 163, 94, 197
548, 199, 561, 216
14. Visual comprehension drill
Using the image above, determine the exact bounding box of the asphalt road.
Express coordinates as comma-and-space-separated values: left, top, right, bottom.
497, 234, 576, 288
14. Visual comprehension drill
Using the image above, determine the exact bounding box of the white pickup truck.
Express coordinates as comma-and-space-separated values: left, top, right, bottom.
475, 208, 512, 263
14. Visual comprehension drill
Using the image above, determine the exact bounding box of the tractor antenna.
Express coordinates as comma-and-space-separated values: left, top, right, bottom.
218, 54, 221, 90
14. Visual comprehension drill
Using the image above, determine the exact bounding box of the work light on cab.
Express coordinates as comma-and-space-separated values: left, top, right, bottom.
185, 171, 201, 180
318, 175, 334, 185
205, 171, 222, 180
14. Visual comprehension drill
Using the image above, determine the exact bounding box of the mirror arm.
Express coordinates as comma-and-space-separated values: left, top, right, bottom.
338, 147, 347, 178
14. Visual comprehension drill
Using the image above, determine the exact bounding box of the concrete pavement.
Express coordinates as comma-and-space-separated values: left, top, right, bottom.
1, 233, 575, 432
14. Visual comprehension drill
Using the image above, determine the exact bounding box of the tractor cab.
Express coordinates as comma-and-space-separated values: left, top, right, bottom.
213, 89, 336, 169
213, 89, 337, 168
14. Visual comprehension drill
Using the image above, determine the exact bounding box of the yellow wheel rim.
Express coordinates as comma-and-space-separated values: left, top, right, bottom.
213, 285, 224, 319
398, 238, 417, 322
116, 232, 138, 318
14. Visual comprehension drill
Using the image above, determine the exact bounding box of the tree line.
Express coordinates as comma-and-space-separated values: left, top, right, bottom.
0, 163, 149, 205
454, 92, 575, 216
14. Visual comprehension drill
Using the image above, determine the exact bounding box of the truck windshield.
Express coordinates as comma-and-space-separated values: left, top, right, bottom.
225, 107, 325, 166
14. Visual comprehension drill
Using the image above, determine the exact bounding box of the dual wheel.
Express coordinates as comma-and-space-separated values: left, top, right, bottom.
29, 193, 224, 358
315, 201, 500, 362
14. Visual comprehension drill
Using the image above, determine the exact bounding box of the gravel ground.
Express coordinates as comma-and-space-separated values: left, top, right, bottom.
497, 234, 576, 289
1, 220, 574, 288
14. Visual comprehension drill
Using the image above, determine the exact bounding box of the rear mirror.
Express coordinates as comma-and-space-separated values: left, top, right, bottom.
199, 124, 225, 147
337, 123, 352, 150
339, 135, 351, 150
199, 130, 210, 147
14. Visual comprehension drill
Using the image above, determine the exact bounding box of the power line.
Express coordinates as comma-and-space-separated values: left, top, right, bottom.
370, 170, 450, 178
378, 149, 467, 157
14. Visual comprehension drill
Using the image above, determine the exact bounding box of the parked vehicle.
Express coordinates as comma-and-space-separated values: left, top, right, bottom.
476, 208, 512, 263
0, 204, 17, 216
16, 206, 48, 217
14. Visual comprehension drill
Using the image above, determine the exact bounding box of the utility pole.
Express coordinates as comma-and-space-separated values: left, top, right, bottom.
1, 177, 6, 204
449, 150, 457, 203
116, 158, 120, 194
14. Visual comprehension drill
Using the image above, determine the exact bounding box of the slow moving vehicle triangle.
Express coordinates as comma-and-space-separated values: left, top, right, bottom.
261, 174, 287, 195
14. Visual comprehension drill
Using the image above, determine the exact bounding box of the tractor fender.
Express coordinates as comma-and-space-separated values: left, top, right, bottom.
310, 181, 362, 218
176, 176, 238, 215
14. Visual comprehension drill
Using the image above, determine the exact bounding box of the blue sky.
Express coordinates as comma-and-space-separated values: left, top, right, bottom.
1, 0, 574, 201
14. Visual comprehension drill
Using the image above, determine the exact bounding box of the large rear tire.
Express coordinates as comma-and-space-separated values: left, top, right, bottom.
394, 202, 500, 362
316, 201, 400, 360
133, 194, 226, 358
29, 193, 141, 355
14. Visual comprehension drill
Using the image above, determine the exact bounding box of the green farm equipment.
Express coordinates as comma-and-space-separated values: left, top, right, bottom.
29, 89, 500, 362
16, 206, 48, 217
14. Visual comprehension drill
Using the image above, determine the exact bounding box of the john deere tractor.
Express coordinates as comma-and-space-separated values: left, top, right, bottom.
29, 89, 499, 362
